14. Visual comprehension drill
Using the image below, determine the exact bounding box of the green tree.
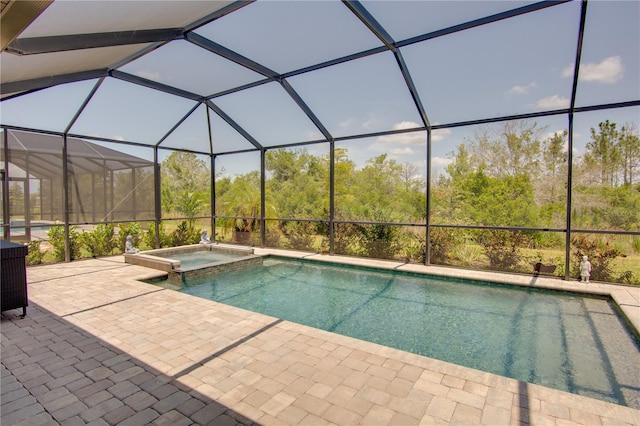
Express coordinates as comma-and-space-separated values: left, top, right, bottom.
9, 182, 24, 217
619, 123, 640, 185
266, 148, 328, 220
438, 144, 474, 224
441, 122, 544, 228
470, 120, 543, 178
457, 168, 539, 227
542, 130, 568, 200
585, 120, 622, 187
220, 171, 262, 232
538, 130, 568, 227
350, 154, 419, 221
333, 147, 357, 217
161, 152, 210, 218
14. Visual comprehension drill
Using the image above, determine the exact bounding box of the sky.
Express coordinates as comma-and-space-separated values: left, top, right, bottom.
1, 0, 638, 180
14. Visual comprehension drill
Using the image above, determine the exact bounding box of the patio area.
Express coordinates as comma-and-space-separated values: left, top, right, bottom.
2, 249, 639, 425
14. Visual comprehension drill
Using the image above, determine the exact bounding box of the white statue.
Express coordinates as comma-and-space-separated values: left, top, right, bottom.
200, 229, 212, 244
125, 235, 139, 254
579, 255, 592, 283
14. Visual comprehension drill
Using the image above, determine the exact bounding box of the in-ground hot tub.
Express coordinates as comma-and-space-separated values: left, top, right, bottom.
124, 244, 263, 286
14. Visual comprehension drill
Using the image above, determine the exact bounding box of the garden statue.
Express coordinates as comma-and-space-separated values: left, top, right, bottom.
125, 235, 139, 254
200, 229, 212, 244
580, 255, 592, 283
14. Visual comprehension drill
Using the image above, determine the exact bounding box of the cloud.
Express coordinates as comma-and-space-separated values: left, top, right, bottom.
509, 82, 537, 95
376, 121, 425, 145
373, 122, 452, 146
432, 128, 452, 142
562, 56, 623, 84
363, 113, 379, 130
339, 117, 355, 129
543, 129, 566, 140
306, 130, 324, 140
390, 147, 415, 155
432, 156, 452, 167
534, 95, 569, 110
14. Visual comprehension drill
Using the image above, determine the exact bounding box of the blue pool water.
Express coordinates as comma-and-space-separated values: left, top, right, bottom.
157, 250, 244, 268
7, 220, 53, 234
179, 257, 640, 408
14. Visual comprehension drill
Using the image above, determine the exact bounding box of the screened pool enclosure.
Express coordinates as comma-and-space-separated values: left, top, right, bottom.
1, 0, 638, 284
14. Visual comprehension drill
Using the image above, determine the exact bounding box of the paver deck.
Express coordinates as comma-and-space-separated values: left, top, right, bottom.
2, 248, 639, 425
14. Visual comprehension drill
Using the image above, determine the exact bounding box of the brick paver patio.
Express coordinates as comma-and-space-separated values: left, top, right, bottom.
2, 249, 639, 425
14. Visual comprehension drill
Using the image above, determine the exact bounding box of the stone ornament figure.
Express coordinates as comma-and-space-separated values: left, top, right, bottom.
200, 229, 212, 244
125, 235, 139, 254
580, 255, 592, 283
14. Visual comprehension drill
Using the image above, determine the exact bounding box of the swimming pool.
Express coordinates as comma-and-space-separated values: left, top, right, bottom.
176, 257, 640, 409
6, 220, 54, 234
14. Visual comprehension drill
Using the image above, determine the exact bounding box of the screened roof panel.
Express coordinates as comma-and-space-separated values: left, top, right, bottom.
0, 79, 97, 132
160, 103, 212, 153
194, 0, 383, 74
402, 0, 580, 125
0, 43, 151, 85
1, 0, 638, 160
18, 1, 234, 37
69, 79, 198, 145
288, 51, 424, 138
362, 0, 538, 43
213, 81, 324, 147
574, 0, 640, 107
118, 40, 264, 97
209, 111, 263, 154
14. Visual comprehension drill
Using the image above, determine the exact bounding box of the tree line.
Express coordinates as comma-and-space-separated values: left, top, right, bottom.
161, 119, 639, 233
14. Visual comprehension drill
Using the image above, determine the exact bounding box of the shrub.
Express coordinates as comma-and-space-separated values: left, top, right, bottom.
429, 227, 463, 265
333, 223, 361, 256
571, 235, 624, 282
118, 222, 141, 252
475, 229, 533, 272
264, 226, 282, 248
281, 221, 315, 251
171, 221, 200, 246
356, 223, 401, 260
452, 243, 485, 266
404, 233, 425, 263
144, 222, 171, 249
79, 224, 117, 257
47, 225, 81, 261
26, 240, 45, 265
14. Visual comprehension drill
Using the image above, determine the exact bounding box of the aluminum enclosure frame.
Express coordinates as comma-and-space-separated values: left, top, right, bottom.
1, 0, 639, 283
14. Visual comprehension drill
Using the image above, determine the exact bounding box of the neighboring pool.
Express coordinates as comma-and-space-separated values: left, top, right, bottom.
7, 220, 54, 234
178, 257, 640, 409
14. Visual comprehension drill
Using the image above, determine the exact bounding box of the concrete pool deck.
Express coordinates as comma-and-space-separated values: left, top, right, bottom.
2, 248, 639, 425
